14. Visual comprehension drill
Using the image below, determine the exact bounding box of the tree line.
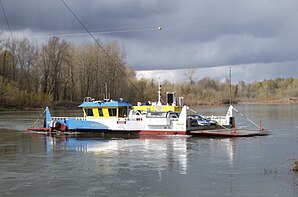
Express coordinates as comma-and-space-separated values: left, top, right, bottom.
1, 36, 298, 109
165, 76, 298, 105
0, 36, 141, 109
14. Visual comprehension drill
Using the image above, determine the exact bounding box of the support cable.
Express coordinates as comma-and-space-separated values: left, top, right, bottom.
232, 107, 260, 129
31, 109, 46, 128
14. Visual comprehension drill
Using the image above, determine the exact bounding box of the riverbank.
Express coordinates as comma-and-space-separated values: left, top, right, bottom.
238, 98, 298, 104
188, 97, 298, 106
0, 100, 81, 111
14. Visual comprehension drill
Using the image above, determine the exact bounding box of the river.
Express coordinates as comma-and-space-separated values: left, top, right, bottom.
0, 104, 298, 196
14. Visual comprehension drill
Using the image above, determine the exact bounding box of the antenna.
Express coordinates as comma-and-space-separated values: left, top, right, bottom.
105, 82, 108, 99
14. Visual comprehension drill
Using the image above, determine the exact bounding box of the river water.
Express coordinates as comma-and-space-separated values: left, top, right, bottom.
0, 104, 298, 196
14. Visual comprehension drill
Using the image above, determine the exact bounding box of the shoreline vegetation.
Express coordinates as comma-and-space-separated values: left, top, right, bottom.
182, 98, 298, 107
191, 98, 298, 106
1, 36, 298, 110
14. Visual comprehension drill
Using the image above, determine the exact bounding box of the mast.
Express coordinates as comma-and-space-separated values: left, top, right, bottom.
157, 83, 162, 106
229, 66, 232, 105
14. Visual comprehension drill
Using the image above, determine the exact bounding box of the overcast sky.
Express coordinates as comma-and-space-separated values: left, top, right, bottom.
1, 0, 298, 83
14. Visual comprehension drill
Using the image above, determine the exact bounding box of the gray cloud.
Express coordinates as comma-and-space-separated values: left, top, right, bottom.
1, 0, 298, 76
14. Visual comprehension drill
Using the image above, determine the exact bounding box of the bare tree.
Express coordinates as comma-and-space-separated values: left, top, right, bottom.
39, 37, 70, 101
16, 38, 37, 91
185, 65, 197, 84
76, 40, 128, 100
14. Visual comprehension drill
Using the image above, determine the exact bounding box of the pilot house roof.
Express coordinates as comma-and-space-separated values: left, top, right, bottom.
79, 100, 132, 108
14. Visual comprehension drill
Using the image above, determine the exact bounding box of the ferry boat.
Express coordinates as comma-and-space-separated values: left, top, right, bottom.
27, 86, 236, 135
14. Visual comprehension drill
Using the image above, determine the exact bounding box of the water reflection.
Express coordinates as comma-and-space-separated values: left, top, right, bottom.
1, 128, 296, 196
189, 137, 237, 166
24, 132, 241, 178
26, 133, 191, 175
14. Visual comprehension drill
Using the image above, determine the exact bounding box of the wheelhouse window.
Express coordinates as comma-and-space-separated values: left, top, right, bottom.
108, 108, 117, 117
98, 108, 103, 116
118, 107, 128, 118
84, 108, 93, 116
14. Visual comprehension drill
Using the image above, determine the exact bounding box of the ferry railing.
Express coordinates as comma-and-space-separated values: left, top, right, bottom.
51, 117, 87, 121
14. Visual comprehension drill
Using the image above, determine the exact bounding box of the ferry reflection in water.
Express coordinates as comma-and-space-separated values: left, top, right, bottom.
30, 133, 238, 177
41, 133, 191, 175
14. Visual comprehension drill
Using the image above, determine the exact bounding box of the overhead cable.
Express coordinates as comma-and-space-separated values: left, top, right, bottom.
60, 0, 145, 99
0, 0, 13, 39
